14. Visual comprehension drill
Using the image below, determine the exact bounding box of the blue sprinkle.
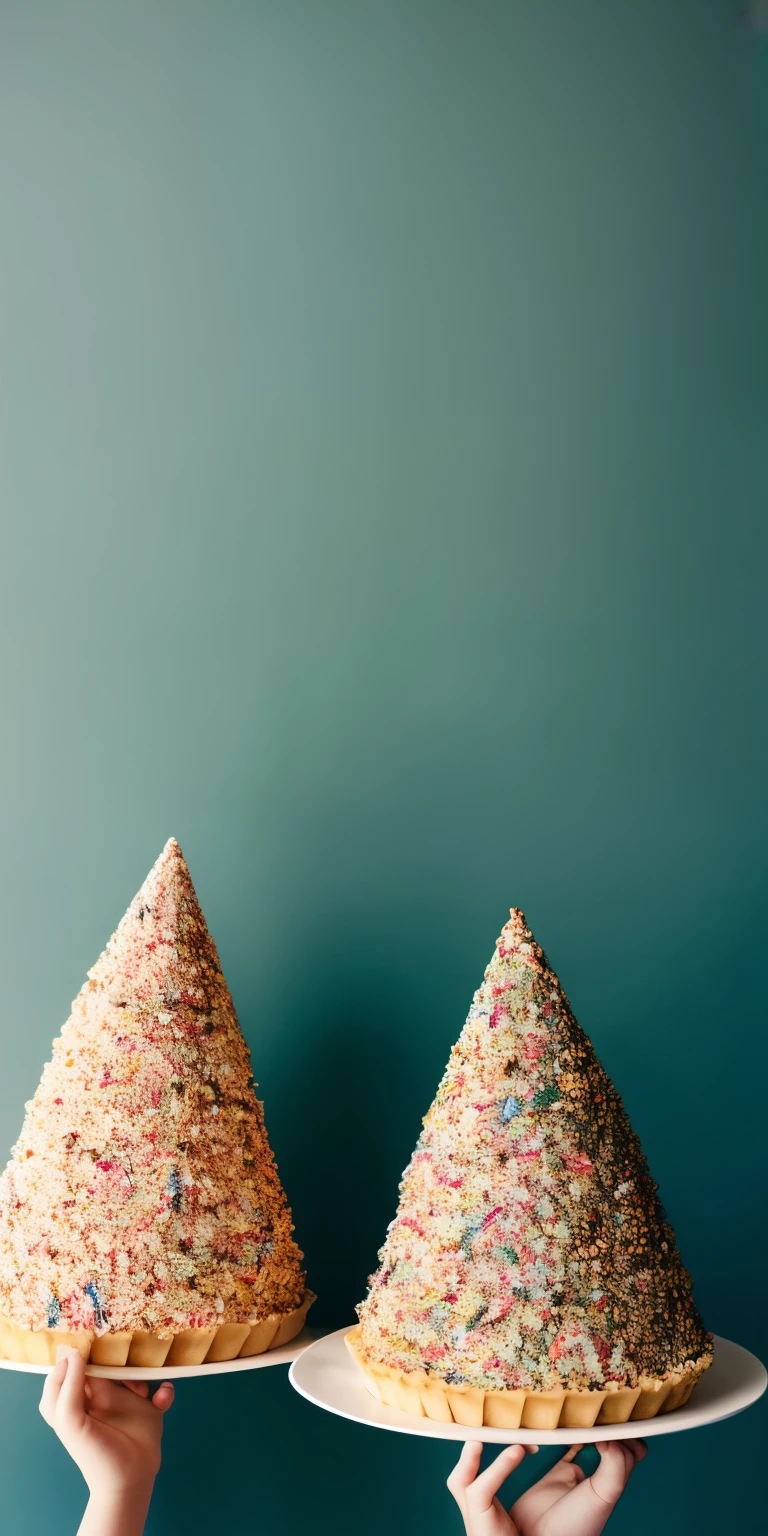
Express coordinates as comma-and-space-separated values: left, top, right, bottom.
501, 1096, 521, 1122
46, 1292, 60, 1329
165, 1166, 184, 1212
84, 1281, 107, 1329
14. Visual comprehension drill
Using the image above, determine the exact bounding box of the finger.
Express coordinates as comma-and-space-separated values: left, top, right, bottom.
151, 1382, 175, 1413
39, 1355, 68, 1427
83, 1376, 140, 1414
591, 1440, 638, 1505
120, 1380, 151, 1397
550, 1445, 585, 1484
447, 1440, 483, 1502
623, 1437, 648, 1464
554, 1461, 632, 1532
468, 1444, 535, 1512
55, 1346, 87, 1434
509, 1445, 582, 1519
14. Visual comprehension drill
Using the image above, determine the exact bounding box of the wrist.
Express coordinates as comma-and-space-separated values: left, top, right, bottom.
81, 1476, 155, 1534
86, 1472, 156, 1500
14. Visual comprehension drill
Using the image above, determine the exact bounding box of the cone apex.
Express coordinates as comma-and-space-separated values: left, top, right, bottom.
127, 839, 191, 911
503, 907, 531, 942
144, 836, 187, 877
130, 837, 197, 913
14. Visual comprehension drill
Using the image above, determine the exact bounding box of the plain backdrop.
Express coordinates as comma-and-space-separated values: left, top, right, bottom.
0, 2, 766, 1532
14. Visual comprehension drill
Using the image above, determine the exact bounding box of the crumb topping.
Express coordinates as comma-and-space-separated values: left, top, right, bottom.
357, 910, 710, 1392
0, 840, 305, 1336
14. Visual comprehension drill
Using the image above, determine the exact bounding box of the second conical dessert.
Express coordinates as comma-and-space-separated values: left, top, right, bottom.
0, 839, 313, 1367
348, 909, 711, 1428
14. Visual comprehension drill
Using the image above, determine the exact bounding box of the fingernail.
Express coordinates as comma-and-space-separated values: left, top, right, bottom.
55, 1345, 77, 1363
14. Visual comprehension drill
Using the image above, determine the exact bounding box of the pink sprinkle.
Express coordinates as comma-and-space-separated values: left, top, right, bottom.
481, 1205, 503, 1230
423, 1342, 448, 1361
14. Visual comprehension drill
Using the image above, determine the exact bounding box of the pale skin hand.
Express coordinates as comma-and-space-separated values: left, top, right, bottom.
39, 1345, 175, 1536
447, 1438, 647, 1536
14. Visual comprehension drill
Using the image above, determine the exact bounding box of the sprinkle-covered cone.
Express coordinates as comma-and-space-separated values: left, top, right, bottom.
352, 909, 711, 1420
0, 840, 311, 1364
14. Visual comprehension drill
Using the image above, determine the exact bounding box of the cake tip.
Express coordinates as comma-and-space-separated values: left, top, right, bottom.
506, 907, 530, 936
144, 837, 187, 879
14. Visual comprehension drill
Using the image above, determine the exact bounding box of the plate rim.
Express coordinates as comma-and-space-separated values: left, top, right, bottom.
289, 1328, 768, 1445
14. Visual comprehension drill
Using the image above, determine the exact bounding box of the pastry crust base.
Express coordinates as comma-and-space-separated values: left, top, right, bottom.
345, 1326, 711, 1428
0, 1291, 315, 1368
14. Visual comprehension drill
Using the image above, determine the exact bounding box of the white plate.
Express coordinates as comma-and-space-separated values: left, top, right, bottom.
0, 1327, 319, 1381
289, 1328, 767, 1445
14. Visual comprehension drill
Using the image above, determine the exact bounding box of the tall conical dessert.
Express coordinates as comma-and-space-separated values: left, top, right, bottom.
348, 909, 711, 1428
0, 840, 312, 1367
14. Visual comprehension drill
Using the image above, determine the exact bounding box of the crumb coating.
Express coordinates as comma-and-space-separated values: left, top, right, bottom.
0, 840, 305, 1337
357, 910, 711, 1392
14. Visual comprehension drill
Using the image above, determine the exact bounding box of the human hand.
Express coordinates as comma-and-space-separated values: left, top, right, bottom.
39, 1346, 174, 1535
447, 1443, 541, 1536
448, 1438, 647, 1536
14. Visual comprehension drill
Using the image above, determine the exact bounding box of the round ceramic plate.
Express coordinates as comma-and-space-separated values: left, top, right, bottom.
289, 1329, 767, 1445
0, 1327, 319, 1381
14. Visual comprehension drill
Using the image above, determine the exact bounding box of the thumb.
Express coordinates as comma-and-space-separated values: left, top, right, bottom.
38, 1354, 68, 1427
590, 1441, 640, 1507
54, 1347, 87, 1435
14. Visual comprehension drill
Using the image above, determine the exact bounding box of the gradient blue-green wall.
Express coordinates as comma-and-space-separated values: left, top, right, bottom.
1, 3, 765, 1532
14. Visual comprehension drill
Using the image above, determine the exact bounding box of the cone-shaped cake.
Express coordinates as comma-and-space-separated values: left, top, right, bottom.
0, 840, 313, 1367
349, 910, 711, 1428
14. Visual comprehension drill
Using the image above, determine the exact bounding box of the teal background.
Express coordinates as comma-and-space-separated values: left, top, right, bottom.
0, 1, 766, 1532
